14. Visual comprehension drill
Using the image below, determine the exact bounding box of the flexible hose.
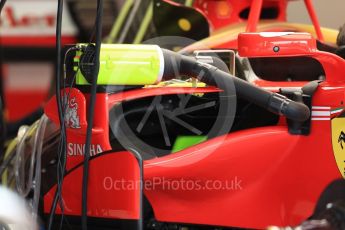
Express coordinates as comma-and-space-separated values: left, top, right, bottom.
162, 49, 310, 122
31, 115, 49, 220
14, 115, 48, 201
14, 121, 37, 196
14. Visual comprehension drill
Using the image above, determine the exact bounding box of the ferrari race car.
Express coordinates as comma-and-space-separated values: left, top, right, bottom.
2, 29, 345, 230
3, 0, 345, 229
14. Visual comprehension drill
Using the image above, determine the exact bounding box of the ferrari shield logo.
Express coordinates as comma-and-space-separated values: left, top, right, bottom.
332, 113, 345, 178
64, 96, 81, 129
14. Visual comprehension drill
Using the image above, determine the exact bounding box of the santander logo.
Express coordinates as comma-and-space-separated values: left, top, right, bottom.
0, 1, 77, 36
0, 6, 55, 28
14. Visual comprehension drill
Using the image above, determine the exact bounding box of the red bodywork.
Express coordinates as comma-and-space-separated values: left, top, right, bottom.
184, 0, 333, 52
193, 0, 287, 32
42, 32, 345, 229
193, 0, 325, 39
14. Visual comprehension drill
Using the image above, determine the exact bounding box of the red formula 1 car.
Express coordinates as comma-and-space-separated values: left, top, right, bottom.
3, 30, 345, 230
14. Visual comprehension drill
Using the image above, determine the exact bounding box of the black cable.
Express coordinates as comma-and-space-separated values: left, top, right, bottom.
47, 0, 67, 228
57, 49, 84, 229
47, 1, 98, 228
81, 0, 103, 229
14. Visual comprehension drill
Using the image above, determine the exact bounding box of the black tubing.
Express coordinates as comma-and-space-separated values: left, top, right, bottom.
81, 0, 103, 229
162, 49, 310, 122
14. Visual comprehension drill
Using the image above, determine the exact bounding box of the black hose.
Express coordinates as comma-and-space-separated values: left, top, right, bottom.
47, 0, 67, 228
81, 0, 103, 229
162, 49, 310, 122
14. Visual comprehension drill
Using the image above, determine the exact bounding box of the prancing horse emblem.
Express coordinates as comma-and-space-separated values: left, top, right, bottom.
64, 97, 81, 129
338, 131, 345, 149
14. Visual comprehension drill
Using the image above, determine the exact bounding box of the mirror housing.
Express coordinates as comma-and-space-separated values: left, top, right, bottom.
238, 32, 317, 57
238, 32, 345, 83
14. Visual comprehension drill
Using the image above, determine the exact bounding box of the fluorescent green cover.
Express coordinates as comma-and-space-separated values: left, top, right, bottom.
172, 136, 207, 153
76, 44, 162, 85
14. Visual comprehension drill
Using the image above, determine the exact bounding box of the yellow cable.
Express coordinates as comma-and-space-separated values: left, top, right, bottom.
1, 138, 18, 186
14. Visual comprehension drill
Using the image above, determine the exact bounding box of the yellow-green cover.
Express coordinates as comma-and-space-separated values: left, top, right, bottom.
76, 44, 163, 85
